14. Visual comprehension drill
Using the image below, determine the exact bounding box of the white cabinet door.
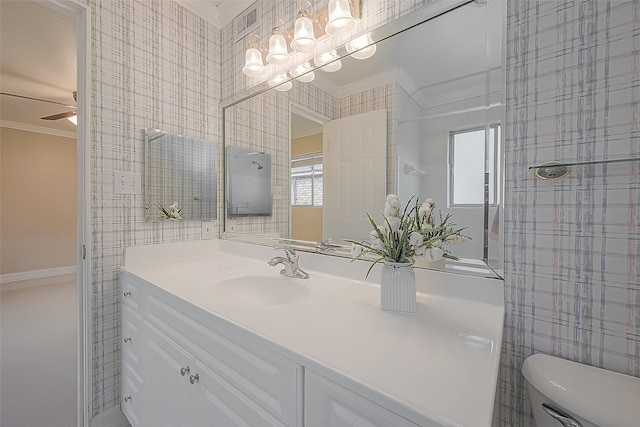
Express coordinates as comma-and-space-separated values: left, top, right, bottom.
192, 359, 289, 427
322, 109, 387, 242
142, 321, 194, 427
305, 371, 421, 427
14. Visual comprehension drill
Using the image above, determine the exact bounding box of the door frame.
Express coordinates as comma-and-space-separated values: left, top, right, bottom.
34, 1, 92, 425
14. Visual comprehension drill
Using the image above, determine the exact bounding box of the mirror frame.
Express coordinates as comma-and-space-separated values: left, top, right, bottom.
220, 0, 505, 279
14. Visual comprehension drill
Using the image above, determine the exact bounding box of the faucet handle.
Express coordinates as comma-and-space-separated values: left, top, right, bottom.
275, 246, 297, 260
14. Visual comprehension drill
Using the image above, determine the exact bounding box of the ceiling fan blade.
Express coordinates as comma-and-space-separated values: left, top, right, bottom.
41, 111, 77, 120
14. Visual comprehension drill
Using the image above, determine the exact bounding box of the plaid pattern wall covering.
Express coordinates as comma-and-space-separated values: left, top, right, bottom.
221, 0, 438, 104
502, 0, 640, 425
88, 0, 220, 416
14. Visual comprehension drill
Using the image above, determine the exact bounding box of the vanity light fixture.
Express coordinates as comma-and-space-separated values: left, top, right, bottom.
290, 62, 316, 82
242, 35, 266, 77
291, 0, 318, 53
313, 49, 342, 72
268, 73, 293, 91
266, 18, 291, 65
325, 0, 357, 36
345, 33, 376, 59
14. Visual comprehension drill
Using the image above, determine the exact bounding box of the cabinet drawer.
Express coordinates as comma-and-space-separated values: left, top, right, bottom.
305, 371, 421, 427
146, 293, 301, 426
121, 304, 143, 373
121, 273, 145, 312
121, 362, 142, 427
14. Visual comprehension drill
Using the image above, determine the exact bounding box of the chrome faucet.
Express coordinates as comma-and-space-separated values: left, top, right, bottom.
268, 248, 309, 279
315, 239, 339, 254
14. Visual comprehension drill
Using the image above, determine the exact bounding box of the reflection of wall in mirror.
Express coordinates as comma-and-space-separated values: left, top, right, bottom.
146, 132, 217, 221
396, 75, 501, 260
224, 82, 337, 236
226, 148, 272, 216
291, 133, 323, 242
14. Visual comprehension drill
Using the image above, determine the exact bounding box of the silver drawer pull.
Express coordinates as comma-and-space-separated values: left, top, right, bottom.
123, 291, 132, 298
123, 395, 132, 403
180, 366, 190, 376
189, 373, 199, 384
542, 403, 582, 427
123, 337, 132, 343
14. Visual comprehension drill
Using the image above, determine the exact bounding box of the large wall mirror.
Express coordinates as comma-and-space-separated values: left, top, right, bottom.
145, 129, 218, 221
222, 0, 505, 278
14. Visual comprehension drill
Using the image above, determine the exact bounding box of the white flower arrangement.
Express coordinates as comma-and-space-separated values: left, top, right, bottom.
155, 202, 183, 221
347, 194, 470, 277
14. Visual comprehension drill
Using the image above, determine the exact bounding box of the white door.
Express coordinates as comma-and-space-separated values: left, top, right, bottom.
323, 109, 387, 243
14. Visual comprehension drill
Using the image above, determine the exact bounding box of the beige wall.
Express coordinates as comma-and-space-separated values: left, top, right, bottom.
291, 207, 322, 242
291, 134, 323, 241
291, 133, 322, 157
0, 127, 76, 274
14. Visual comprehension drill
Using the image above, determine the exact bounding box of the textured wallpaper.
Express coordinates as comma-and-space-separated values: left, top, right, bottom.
502, 0, 640, 425
86, 0, 640, 424
88, 0, 220, 415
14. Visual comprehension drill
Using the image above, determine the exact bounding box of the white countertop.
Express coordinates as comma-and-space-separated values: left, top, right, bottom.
122, 239, 504, 427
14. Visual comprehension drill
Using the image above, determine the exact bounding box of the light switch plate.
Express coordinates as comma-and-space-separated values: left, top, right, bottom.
115, 171, 141, 194
273, 185, 283, 199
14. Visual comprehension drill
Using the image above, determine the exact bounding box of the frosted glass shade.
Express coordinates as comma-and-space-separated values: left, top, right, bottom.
266, 33, 290, 65
291, 13, 317, 52
325, 0, 356, 36
313, 50, 342, 72
268, 73, 293, 91
242, 46, 266, 77
345, 34, 377, 59
290, 63, 315, 82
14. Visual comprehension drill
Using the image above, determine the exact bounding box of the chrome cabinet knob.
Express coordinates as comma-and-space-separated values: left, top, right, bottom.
189, 373, 199, 384
180, 366, 190, 376
123, 395, 132, 403
123, 337, 132, 343
123, 291, 132, 298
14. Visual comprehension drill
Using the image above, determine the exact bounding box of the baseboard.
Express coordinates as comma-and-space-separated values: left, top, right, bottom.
91, 406, 129, 427
0, 266, 76, 292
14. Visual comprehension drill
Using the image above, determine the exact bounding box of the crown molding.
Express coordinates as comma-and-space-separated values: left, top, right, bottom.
1, 120, 76, 139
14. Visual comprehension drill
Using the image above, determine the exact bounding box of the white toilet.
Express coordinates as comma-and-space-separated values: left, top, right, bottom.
522, 353, 640, 427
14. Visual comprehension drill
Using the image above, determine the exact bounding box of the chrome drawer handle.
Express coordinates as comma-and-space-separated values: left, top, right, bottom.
542, 403, 582, 427
123, 395, 132, 403
189, 373, 199, 384
123, 291, 132, 298
180, 366, 190, 376
123, 337, 132, 343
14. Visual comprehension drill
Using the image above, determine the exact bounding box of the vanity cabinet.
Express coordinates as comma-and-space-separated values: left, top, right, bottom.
305, 371, 422, 427
120, 272, 302, 427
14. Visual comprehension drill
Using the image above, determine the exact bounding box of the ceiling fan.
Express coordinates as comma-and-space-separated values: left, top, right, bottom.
0, 91, 77, 121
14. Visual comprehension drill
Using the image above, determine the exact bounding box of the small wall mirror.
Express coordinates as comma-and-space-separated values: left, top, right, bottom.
226, 146, 273, 217
144, 129, 217, 221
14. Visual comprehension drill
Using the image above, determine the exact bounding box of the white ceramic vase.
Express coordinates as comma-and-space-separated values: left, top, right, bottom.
380, 262, 416, 313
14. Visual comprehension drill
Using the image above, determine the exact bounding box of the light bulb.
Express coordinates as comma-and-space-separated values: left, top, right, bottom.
345, 33, 377, 59
325, 0, 356, 36
291, 10, 318, 52
266, 28, 290, 65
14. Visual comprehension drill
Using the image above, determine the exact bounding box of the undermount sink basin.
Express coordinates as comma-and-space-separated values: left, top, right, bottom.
211, 275, 310, 306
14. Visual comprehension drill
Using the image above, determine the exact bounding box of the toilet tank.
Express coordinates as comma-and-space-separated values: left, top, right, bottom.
522, 353, 640, 427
